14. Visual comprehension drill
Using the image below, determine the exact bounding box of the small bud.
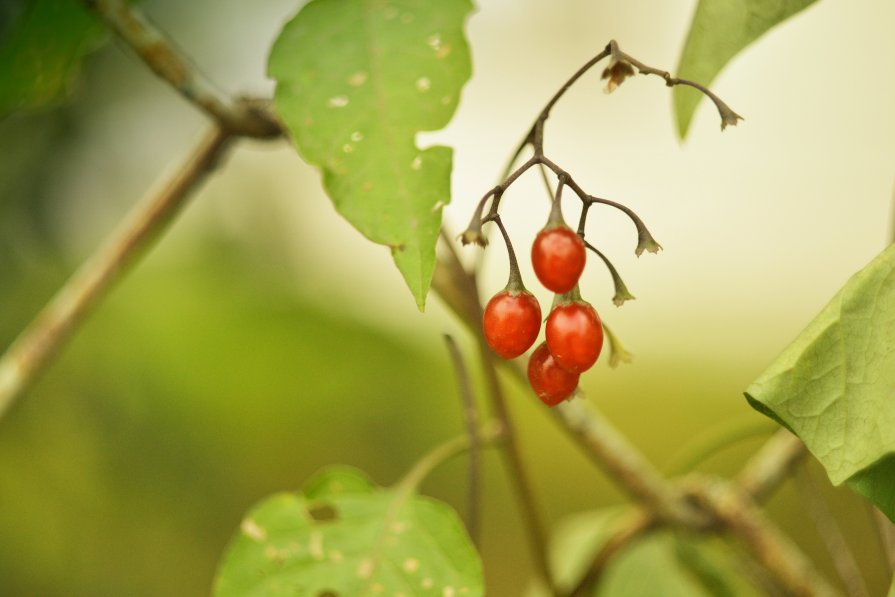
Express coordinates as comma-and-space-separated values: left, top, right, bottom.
601, 58, 635, 94
634, 229, 662, 257
459, 213, 488, 247
602, 322, 634, 369
718, 102, 744, 131
459, 228, 487, 247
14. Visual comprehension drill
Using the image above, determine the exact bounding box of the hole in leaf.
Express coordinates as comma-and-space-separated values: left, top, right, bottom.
308, 502, 339, 522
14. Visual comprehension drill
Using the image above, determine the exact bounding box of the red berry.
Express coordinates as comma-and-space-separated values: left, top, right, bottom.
531, 226, 586, 293
545, 301, 604, 373
527, 342, 579, 406
483, 289, 542, 359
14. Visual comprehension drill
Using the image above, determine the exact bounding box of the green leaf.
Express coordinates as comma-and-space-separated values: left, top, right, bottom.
0, 0, 106, 117
529, 509, 762, 596
745, 244, 895, 520
268, 0, 473, 310
214, 466, 483, 597
673, 0, 817, 138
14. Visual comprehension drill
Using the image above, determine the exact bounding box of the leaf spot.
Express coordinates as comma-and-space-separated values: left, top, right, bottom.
459, 588, 469, 594
327, 95, 349, 108
350, 131, 364, 142
400, 12, 414, 24
443, 588, 456, 597
383, 7, 399, 19
308, 502, 339, 522
240, 518, 267, 542
421, 578, 434, 589
357, 558, 375, 579
440, 95, 452, 105
402, 558, 420, 573
342, 144, 354, 153
431, 200, 445, 213
427, 34, 442, 50
371, 584, 384, 593
329, 550, 343, 562
309, 531, 325, 561
410, 156, 423, 170
347, 71, 368, 87
361, 181, 373, 192
415, 77, 431, 92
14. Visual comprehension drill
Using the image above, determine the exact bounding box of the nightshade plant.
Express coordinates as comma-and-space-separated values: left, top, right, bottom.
1, 0, 894, 595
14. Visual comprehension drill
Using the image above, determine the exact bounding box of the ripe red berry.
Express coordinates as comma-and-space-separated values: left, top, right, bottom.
531, 226, 586, 294
527, 342, 579, 406
483, 289, 542, 359
545, 301, 604, 373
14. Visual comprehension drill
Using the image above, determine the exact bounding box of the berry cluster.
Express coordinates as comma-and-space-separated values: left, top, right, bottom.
462, 42, 739, 408
482, 207, 604, 407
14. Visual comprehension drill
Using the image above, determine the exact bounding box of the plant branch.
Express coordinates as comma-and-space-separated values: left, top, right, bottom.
552, 399, 709, 529
872, 507, 895, 572
81, 0, 282, 138
0, 128, 232, 419
443, 334, 483, 544
794, 467, 869, 597
686, 478, 840, 597
478, 340, 558, 594
737, 429, 807, 502
566, 509, 657, 597
396, 420, 503, 495
608, 40, 743, 130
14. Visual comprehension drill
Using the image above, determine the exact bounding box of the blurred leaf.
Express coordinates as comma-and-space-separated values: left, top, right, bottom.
214, 466, 483, 596
746, 244, 895, 520
673, 0, 816, 137
0, 0, 106, 117
530, 508, 761, 596
268, 0, 473, 310
0, 247, 461, 596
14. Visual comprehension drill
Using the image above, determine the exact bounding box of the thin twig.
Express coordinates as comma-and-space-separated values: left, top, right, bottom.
566, 509, 657, 597
443, 334, 483, 544
394, 420, 504, 496
608, 40, 743, 131
478, 341, 558, 594
687, 478, 840, 597
0, 128, 232, 419
794, 467, 869, 597
737, 429, 807, 502
871, 507, 895, 572
552, 399, 708, 529
82, 0, 281, 138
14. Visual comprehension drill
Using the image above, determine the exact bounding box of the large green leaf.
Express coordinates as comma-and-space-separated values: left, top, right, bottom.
268, 0, 473, 310
0, 0, 105, 118
746, 244, 895, 520
214, 466, 483, 596
673, 0, 817, 138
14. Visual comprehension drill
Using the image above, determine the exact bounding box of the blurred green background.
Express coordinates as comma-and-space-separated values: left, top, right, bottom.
1, 0, 894, 595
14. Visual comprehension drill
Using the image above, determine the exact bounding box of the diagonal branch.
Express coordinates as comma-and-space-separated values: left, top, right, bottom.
82, 0, 282, 138
0, 128, 232, 418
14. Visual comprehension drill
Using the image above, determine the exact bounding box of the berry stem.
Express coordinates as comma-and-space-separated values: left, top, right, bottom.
492, 216, 525, 292
583, 242, 636, 306
547, 182, 567, 227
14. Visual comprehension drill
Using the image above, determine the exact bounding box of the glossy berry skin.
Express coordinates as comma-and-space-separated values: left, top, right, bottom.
527, 342, 579, 406
531, 226, 586, 294
483, 289, 542, 359
545, 301, 604, 373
